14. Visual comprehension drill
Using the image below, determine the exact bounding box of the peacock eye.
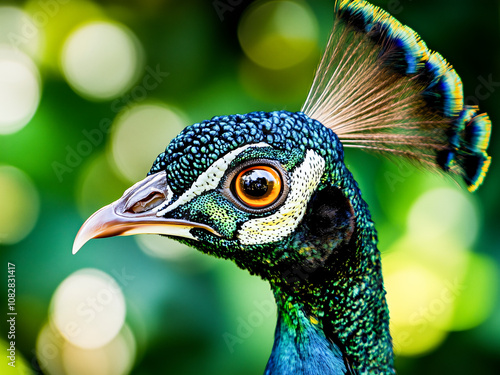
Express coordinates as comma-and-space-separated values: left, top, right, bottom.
222, 159, 289, 214
234, 166, 282, 208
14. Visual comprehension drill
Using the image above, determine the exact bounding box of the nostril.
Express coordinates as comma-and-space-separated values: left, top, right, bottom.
128, 192, 165, 213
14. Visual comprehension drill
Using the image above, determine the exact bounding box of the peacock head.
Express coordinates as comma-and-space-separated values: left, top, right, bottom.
73, 111, 358, 283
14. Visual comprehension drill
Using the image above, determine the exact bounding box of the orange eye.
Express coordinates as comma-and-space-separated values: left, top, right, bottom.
234, 165, 282, 208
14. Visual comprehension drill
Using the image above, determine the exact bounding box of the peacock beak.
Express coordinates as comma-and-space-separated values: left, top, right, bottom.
72, 171, 220, 254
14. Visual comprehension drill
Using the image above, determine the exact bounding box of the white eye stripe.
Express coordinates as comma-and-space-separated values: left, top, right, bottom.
156, 142, 270, 216
237, 150, 325, 245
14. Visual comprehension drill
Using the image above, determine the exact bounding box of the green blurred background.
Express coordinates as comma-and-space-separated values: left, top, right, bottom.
0, 0, 499, 374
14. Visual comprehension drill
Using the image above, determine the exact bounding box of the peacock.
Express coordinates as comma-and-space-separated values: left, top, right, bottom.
73, 0, 491, 373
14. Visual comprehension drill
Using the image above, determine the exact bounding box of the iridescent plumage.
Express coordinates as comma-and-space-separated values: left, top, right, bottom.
303, 0, 491, 192
73, 1, 491, 374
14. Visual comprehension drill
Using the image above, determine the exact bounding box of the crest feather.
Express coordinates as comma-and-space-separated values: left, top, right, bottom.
302, 0, 491, 191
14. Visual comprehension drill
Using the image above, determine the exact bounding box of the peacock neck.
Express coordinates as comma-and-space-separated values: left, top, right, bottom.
266, 208, 395, 374
264, 294, 348, 375
267, 245, 394, 374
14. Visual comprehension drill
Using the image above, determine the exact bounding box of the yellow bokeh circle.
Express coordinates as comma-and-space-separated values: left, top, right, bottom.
238, 0, 318, 70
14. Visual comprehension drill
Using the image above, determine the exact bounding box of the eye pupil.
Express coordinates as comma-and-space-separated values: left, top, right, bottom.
241, 171, 271, 198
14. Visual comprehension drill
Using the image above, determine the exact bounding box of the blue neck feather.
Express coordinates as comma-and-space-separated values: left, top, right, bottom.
265, 305, 349, 375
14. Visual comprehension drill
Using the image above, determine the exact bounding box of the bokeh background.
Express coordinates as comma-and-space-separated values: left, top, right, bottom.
0, 0, 499, 374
